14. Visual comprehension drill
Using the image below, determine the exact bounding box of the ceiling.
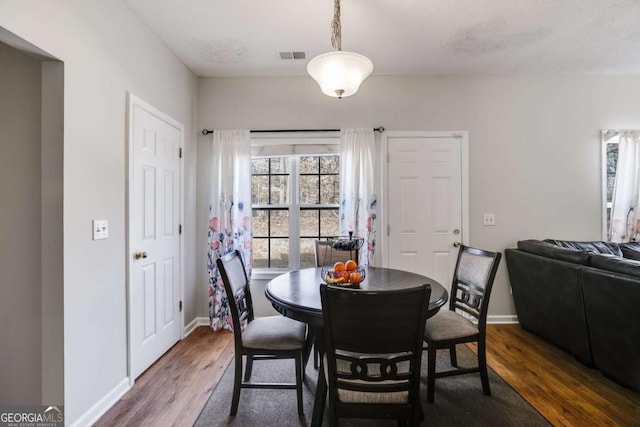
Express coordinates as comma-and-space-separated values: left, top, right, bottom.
125, 0, 640, 77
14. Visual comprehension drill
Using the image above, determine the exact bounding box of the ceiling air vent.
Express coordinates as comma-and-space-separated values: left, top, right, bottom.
279, 51, 307, 60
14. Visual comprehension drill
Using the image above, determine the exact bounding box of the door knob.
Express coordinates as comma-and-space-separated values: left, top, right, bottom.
453, 241, 461, 248
134, 251, 148, 260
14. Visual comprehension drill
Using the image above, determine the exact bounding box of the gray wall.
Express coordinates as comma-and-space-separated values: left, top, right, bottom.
1, 1, 199, 424
0, 42, 43, 405
197, 75, 640, 320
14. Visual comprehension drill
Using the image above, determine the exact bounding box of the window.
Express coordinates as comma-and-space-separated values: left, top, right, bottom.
602, 131, 619, 239
252, 155, 340, 269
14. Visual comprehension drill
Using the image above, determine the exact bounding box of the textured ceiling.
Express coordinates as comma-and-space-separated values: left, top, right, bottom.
124, 0, 640, 77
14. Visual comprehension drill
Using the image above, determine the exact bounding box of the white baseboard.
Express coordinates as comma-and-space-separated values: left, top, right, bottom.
184, 316, 210, 337
69, 377, 130, 427
487, 315, 518, 324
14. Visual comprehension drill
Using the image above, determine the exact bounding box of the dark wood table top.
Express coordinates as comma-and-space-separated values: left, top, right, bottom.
265, 266, 448, 326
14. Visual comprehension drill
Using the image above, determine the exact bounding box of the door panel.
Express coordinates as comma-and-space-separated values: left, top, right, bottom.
386, 133, 464, 295
130, 96, 182, 379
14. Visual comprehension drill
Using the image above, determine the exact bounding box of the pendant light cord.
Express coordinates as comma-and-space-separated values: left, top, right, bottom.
331, 0, 341, 50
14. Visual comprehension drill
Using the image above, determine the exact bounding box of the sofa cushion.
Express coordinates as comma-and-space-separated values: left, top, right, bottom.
620, 242, 640, 261
589, 254, 640, 278
517, 240, 591, 265
544, 239, 623, 256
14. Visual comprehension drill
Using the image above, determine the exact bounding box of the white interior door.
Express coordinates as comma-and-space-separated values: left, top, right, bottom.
128, 94, 183, 380
383, 132, 467, 295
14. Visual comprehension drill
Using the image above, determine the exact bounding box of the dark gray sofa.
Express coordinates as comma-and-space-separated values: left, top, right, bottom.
505, 239, 640, 391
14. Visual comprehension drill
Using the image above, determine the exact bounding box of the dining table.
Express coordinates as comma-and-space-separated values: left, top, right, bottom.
265, 266, 448, 427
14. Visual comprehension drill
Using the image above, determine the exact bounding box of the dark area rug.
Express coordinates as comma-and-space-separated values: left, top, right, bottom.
195, 345, 551, 426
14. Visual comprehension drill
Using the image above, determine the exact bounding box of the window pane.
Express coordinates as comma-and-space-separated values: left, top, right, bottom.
251, 158, 269, 174
270, 238, 289, 268
607, 143, 618, 202
320, 175, 340, 204
252, 210, 268, 237
300, 175, 319, 204
252, 176, 269, 205
320, 155, 340, 174
300, 209, 319, 237
252, 238, 268, 268
321, 210, 340, 236
300, 238, 316, 268
300, 156, 318, 174
251, 153, 340, 270
270, 157, 289, 174
270, 175, 289, 205
270, 209, 289, 236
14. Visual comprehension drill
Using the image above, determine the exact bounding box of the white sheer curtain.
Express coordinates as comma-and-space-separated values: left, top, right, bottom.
610, 131, 640, 242
339, 128, 377, 266
207, 130, 252, 331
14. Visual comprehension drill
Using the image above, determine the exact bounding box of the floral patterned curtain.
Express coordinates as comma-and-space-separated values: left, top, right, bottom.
610, 131, 640, 242
339, 129, 376, 266
208, 130, 252, 330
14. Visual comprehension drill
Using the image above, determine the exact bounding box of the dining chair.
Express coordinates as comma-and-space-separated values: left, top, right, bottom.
320, 283, 431, 426
423, 245, 502, 402
314, 239, 358, 267
310, 239, 359, 369
216, 250, 306, 415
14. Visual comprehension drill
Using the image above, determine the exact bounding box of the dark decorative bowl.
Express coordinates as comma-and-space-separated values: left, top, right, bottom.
321, 265, 366, 286
328, 237, 365, 251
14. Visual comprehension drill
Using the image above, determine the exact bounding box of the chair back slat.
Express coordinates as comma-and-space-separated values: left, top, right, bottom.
322, 286, 430, 354
314, 239, 358, 267
216, 250, 254, 335
321, 285, 430, 378
321, 284, 430, 418
450, 246, 501, 324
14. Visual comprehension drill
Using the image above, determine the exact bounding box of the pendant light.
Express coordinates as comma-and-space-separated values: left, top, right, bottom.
307, 0, 373, 99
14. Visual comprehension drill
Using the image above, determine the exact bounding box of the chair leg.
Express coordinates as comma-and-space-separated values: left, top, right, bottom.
427, 343, 437, 403
449, 344, 458, 367
295, 352, 304, 415
303, 329, 314, 371
230, 354, 243, 416
478, 339, 491, 396
243, 355, 254, 382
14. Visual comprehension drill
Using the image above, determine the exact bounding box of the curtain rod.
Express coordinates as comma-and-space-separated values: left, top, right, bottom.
201, 126, 385, 136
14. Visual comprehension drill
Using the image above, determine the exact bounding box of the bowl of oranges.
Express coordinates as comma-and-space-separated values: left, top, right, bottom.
321, 260, 365, 286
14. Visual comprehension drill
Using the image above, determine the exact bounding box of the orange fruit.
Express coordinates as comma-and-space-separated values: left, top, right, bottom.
349, 272, 361, 283
345, 260, 357, 271
333, 261, 346, 272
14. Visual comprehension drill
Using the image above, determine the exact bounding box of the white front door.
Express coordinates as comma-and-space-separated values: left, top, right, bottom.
128, 94, 183, 380
383, 132, 468, 295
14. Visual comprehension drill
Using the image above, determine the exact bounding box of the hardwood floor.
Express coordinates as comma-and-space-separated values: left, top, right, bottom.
94, 327, 234, 427
96, 324, 640, 426
475, 324, 640, 427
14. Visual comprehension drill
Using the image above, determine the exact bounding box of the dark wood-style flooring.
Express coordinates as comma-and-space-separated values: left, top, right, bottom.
96, 324, 640, 426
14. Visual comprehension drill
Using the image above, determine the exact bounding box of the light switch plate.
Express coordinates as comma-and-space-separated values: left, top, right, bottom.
483, 213, 496, 226
93, 219, 109, 240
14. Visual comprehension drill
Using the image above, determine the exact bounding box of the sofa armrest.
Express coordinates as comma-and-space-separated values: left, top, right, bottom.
505, 248, 593, 365
581, 267, 640, 391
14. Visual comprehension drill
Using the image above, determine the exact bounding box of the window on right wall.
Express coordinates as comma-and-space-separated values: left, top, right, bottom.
602, 130, 640, 242
602, 131, 618, 239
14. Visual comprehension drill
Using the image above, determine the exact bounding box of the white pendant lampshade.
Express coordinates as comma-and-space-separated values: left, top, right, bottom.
307, 0, 373, 99
307, 50, 373, 99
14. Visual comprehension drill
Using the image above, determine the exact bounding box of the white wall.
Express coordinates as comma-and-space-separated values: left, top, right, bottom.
0, 1, 198, 424
0, 41, 43, 405
197, 75, 640, 319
